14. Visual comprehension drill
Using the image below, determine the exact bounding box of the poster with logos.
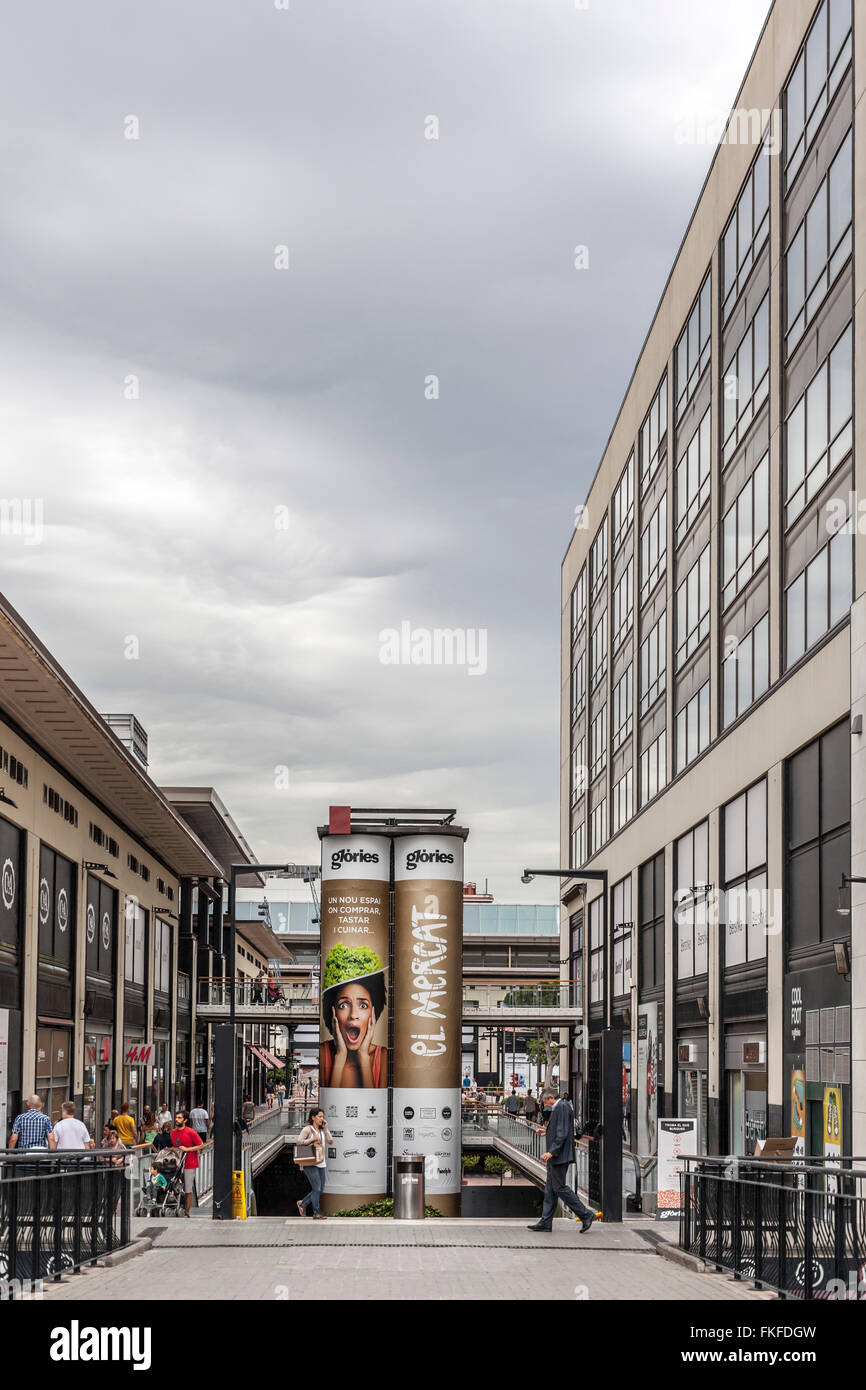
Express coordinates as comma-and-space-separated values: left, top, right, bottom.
322, 1088, 388, 1195
319, 834, 391, 1208
637, 1003, 658, 1156
0, 1007, 8, 1141
656, 1117, 697, 1220
393, 833, 464, 1215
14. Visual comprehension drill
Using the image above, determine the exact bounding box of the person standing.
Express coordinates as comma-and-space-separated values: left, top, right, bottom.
524, 1092, 538, 1124
276, 1081, 286, 1111
53, 1102, 94, 1150
296, 1107, 333, 1220
189, 1100, 210, 1143
156, 1100, 172, 1129
8, 1095, 56, 1151
171, 1110, 203, 1217
504, 1089, 521, 1116
528, 1088, 594, 1234
265, 1079, 274, 1110
112, 1102, 137, 1148
241, 1095, 256, 1128
140, 1106, 158, 1148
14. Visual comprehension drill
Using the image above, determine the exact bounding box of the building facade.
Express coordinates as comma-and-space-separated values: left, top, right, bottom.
0, 596, 269, 1138
561, 0, 864, 1159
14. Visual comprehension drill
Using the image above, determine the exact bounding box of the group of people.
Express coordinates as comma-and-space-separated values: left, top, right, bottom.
263, 1080, 288, 1109
250, 968, 287, 1006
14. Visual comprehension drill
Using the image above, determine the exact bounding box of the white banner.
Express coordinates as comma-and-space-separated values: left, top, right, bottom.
656, 1117, 697, 1221
320, 1087, 388, 1195
0, 1008, 8, 1141
392, 1087, 461, 1195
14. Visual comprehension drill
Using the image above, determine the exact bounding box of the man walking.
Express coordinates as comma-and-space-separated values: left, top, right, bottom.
9, 1095, 56, 1150
504, 1088, 521, 1116
189, 1100, 210, 1143
53, 1101, 94, 1149
528, 1088, 594, 1234
171, 1110, 203, 1217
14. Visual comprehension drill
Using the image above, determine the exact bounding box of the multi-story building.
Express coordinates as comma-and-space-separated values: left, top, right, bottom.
0, 593, 271, 1138
561, 0, 863, 1159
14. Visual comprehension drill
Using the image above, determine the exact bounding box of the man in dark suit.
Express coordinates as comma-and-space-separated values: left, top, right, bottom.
528, 1087, 595, 1233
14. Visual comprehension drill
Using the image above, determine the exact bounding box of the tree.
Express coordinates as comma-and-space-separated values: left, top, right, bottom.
525, 1028, 566, 1089
484, 1155, 509, 1186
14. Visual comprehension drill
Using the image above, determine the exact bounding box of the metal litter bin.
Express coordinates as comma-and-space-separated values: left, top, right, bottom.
393, 1154, 425, 1219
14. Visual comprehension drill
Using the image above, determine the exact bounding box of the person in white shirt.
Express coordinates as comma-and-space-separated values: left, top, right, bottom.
189, 1103, 210, 1141
53, 1102, 94, 1150
156, 1102, 172, 1129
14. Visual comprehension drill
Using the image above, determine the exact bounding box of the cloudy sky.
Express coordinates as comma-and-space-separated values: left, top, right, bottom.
2, 0, 770, 900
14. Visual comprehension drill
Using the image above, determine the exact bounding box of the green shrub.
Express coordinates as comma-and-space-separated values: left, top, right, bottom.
330, 1198, 443, 1218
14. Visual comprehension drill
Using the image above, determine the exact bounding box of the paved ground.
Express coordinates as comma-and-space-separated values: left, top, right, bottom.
41, 1216, 771, 1301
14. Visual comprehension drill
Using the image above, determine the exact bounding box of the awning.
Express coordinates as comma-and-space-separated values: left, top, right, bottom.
246, 1044, 270, 1065
261, 1048, 283, 1069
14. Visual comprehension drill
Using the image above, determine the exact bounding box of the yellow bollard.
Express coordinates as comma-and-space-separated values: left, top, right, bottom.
232, 1169, 247, 1220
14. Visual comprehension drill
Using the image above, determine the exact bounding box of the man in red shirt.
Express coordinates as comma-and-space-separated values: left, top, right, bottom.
171, 1110, 203, 1217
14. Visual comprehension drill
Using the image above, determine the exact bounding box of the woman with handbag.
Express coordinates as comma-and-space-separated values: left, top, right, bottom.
296, 1107, 333, 1219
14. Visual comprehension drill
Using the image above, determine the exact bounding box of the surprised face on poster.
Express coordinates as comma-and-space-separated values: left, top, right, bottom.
320, 949, 388, 1089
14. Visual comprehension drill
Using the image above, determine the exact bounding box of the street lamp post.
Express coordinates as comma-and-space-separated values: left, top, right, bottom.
212, 861, 294, 1221
522, 865, 622, 1223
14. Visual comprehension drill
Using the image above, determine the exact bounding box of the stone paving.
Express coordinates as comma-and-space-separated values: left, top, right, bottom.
40, 1216, 772, 1301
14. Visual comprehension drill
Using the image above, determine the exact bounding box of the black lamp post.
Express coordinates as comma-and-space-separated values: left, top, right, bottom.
521, 866, 621, 1223
212, 861, 293, 1220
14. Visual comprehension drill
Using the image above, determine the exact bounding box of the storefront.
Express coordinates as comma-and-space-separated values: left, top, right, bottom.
784, 963, 851, 1158
724, 1027, 767, 1155
83, 1033, 112, 1138
121, 1039, 154, 1120
677, 1030, 708, 1155
36, 1024, 72, 1123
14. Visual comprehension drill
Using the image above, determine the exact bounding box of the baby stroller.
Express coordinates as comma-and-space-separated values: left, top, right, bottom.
135, 1150, 187, 1218
266, 980, 287, 1006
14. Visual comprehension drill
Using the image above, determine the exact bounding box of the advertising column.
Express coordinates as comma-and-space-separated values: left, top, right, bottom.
393, 834, 464, 1216
319, 835, 391, 1213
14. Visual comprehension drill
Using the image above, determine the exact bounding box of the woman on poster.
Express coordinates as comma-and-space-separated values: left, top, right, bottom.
319, 944, 388, 1089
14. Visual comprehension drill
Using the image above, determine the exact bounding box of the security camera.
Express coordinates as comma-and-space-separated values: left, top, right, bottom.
521, 872, 534, 885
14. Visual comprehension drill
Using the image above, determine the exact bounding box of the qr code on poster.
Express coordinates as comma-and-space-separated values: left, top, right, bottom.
346, 1106, 358, 1118
403, 1127, 414, 1141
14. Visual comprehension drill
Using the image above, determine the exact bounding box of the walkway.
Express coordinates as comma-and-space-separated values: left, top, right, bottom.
41, 1217, 772, 1302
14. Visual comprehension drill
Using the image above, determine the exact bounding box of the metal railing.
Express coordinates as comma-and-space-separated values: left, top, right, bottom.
461, 1105, 549, 1163
199, 976, 581, 1014
198, 977, 318, 1011
680, 1155, 866, 1300
0, 1151, 131, 1282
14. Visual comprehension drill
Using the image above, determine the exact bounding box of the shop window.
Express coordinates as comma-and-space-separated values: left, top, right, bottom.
786, 719, 850, 953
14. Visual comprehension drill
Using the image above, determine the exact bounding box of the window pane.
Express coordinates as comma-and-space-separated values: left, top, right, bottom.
787, 574, 805, 665
754, 148, 770, 228
738, 635, 753, 711
724, 654, 737, 726
806, 366, 827, 471
753, 615, 769, 698
829, 131, 852, 247
725, 793, 746, 882
806, 551, 828, 648
829, 325, 852, 440
753, 455, 769, 542
805, 195, 827, 291
787, 398, 805, 492
829, 529, 851, 626
787, 54, 805, 147
787, 226, 805, 326
747, 781, 767, 869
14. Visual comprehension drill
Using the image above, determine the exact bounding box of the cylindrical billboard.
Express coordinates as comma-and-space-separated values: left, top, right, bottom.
319, 834, 391, 1212
393, 834, 464, 1215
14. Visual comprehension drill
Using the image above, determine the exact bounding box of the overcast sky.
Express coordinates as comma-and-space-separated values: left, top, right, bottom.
1, 0, 770, 900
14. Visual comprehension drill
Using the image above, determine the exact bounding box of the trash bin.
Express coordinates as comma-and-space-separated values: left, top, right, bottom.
393, 1154, 425, 1219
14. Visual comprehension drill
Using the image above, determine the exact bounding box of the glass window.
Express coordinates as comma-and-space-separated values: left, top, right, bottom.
570, 566, 587, 644
785, 0, 852, 186
590, 611, 608, 693
722, 141, 771, 319
124, 899, 147, 987
722, 613, 770, 728
590, 705, 607, 781
722, 453, 769, 609
612, 666, 633, 752
639, 851, 665, 991
675, 545, 711, 668
639, 612, 666, 715
786, 128, 852, 353
724, 782, 768, 967
612, 876, 633, 997
676, 271, 712, 417
640, 729, 667, 807
571, 821, 586, 870
590, 522, 608, 601
640, 494, 667, 602
722, 294, 770, 465
612, 768, 633, 835
590, 797, 607, 856
785, 324, 852, 526
612, 559, 634, 652
612, 455, 634, 552
640, 374, 668, 492
675, 682, 710, 774
786, 719, 850, 950
589, 897, 604, 1005
785, 524, 852, 667
570, 650, 586, 725
571, 736, 587, 807
675, 821, 710, 979
676, 406, 711, 543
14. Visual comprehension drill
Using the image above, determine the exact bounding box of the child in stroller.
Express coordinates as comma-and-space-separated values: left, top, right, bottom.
137, 1151, 186, 1217
266, 978, 287, 1005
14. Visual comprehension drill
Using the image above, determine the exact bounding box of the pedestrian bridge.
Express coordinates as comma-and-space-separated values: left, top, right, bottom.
196, 978, 582, 1027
